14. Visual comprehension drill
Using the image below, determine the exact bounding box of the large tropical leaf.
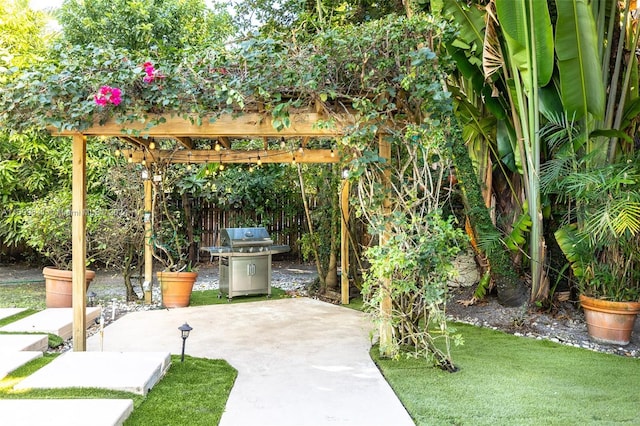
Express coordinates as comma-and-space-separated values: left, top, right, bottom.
495, 0, 554, 90
554, 224, 590, 279
504, 209, 532, 251
554, 0, 605, 119
441, 0, 485, 53
496, 119, 518, 172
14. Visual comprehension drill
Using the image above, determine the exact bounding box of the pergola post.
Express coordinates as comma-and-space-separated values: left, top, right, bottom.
378, 134, 393, 356
72, 134, 87, 352
340, 177, 350, 305
144, 178, 153, 304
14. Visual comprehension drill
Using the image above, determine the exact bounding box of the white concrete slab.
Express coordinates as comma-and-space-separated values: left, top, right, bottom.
0, 307, 101, 340
0, 351, 42, 379
0, 334, 48, 352
0, 307, 26, 321
0, 399, 133, 426
15, 351, 171, 395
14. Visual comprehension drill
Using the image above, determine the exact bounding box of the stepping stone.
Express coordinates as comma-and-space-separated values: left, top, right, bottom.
0, 399, 133, 426
0, 307, 101, 340
0, 334, 48, 352
15, 351, 171, 395
0, 351, 42, 380
0, 308, 26, 321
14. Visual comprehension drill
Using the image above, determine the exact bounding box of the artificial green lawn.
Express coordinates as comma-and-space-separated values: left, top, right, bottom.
0, 355, 237, 426
374, 322, 640, 426
189, 287, 287, 306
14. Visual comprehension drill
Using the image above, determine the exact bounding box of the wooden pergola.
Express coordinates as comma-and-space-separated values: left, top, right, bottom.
51, 109, 392, 352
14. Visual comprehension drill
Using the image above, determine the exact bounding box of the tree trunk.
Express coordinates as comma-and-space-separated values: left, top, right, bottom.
297, 164, 326, 289
182, 192, 196, 265
122, 246, 139, 302
325, 169, 340, 290
449, 125, 527, 307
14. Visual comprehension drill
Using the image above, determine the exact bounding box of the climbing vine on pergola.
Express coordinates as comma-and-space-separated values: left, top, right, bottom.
2, 14, 467, 369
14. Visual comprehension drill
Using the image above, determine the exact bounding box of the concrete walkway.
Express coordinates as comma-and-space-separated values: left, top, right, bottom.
0, 307, 101, 340
86, 297, 415, 426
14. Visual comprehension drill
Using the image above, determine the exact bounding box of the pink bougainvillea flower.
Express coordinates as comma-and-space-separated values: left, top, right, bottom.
94, 95, 108, 106
94, 85, 122, 107
110, 87, 122, 105
141, 61, 165, 83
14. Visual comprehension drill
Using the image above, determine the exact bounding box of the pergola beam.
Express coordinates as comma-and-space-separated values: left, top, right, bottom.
51, 112, 351, 138
124, 148, 339, 164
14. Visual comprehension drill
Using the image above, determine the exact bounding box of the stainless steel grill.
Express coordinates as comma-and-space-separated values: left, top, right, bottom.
216, 227, 289, 300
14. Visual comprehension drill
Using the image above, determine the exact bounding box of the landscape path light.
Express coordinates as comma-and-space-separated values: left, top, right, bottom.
179, 322, 193, 362
87, 291, 96, 307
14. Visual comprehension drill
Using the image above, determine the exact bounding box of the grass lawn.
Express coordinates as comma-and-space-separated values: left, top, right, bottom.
0, 282, 46, 310
190, 287, 287, 305
0, 354, 237, 426
374, 322, 640, 426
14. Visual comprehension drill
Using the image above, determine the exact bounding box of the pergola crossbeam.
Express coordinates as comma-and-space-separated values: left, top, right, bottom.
175, 136, 194, 149
51, 112, 352, 138
123, 148, 339, 164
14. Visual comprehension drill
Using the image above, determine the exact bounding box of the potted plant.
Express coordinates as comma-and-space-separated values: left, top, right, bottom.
152, 166, 200, 308
19, 189, 103, 308
552, 157, 640, 345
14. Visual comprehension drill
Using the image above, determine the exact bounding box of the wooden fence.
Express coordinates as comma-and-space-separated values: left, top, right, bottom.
195, 199, 309, 259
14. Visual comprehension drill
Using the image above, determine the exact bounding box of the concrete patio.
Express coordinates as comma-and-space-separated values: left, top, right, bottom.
85, 297, 414, 426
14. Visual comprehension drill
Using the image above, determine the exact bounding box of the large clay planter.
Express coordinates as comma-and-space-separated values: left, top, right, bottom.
43, 267, 95, 308
579, 294, 640, 345
157, 271, 198, 308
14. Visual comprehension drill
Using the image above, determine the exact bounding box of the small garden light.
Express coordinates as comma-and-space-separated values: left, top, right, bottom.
87, 291, 97, 307
179, 322, 193, 362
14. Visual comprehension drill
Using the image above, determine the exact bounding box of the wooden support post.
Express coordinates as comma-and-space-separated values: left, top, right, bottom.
72, 134, 87, 352
144, 179, 153, 304
340, 178, 350, 305
378, 134, 393, 356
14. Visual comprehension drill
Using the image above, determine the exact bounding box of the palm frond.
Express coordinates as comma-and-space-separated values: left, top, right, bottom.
482, 1, 503, 80
609, 198, 640, 236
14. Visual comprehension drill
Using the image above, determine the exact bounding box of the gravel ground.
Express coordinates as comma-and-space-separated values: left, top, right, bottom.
446, 285, 640, 358
1, 261, 639, 358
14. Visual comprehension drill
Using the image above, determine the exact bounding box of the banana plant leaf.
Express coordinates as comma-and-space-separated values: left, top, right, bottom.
497, 119, 518, 173
554, 0, 605, 119
495, 0, 554, 91
554, 224, 590, 280
441, 0, 485, 52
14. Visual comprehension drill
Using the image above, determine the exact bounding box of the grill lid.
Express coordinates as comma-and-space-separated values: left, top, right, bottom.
221, 227, 274, 248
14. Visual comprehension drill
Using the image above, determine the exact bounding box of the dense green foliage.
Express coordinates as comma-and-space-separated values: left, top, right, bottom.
430, 0, 640, 304
545, 149, 640, 301
59, 0, 233, 59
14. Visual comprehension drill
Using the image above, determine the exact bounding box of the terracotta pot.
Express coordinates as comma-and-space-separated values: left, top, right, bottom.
579, 294, 640, 345
157, 271, 198, 308
43, 267, 95, 308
